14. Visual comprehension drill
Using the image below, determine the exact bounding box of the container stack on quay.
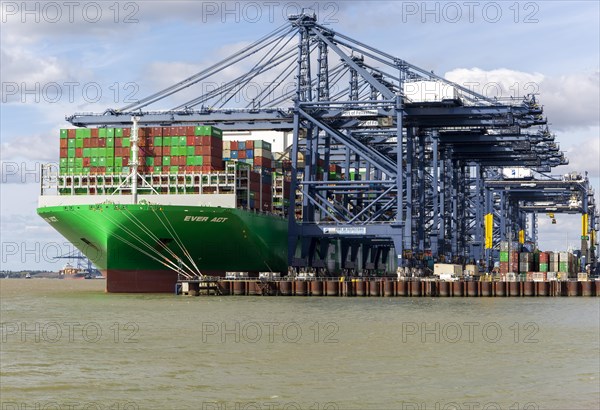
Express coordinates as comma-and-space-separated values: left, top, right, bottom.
497, 241, 580, 281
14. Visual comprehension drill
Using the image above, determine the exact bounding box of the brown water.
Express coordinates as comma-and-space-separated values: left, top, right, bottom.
1, 279, 598, 410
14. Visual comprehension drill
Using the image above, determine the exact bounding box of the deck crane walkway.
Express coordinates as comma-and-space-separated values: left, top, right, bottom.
65, 10, 598, 274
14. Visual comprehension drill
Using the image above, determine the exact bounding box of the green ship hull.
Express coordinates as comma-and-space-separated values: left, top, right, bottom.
38, 203, 288, 292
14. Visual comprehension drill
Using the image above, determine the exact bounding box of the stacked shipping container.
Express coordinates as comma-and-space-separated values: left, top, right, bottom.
498, 241, 579, 277
59, 126, 224, 176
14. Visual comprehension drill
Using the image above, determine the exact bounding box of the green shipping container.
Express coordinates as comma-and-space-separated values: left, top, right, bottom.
91, 157, 98, 166
60, 158, 68, 166
106, 167, 114, 173
559, 262, 568, 271
186, 146, 195, 156
68, 139, 76, 148
68, 149, 76, 158
255, 140, 271, 151
154, 137, 163, 146
194, 125, 223, 138
67, 158, 75, 166
75, 139, 83, 148
115, 158, 123, 167
75, 128, 91, 138
122, 138, 130, 148
83, 148, 91, 157
539, 263, 549, 273
106, 128, 115, 138
170, 166, 179, 173
179, 136, 187, 145
91, 148, 99, 157
115, 128, 124, 137
99, 158, 106, 166
195, 156, 203, 166
163, 156, 171, 166
499, 252, 509, 262
60, 129, 68, 139
162, 136, 171, 146
83, 167, 90, 173
98, 128, 107, 138
106, 157, 114, 167
67, 168, 75, 174
173, 147, 181, 156
107, 137, 114, 147
145, 157, 154, 166
74, 167, 83, 174
186, 156, 195, 166
75, 158, 83, 167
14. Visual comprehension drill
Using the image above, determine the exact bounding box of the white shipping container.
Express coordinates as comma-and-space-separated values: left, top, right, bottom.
404, 80, 458, 103
502, 167, 533, 179
434, 263, 463, 276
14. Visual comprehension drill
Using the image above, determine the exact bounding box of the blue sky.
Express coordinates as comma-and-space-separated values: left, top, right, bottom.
1, 0, 598, 270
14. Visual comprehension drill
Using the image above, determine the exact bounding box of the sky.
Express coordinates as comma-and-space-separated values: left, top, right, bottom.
1, 0, 599, 271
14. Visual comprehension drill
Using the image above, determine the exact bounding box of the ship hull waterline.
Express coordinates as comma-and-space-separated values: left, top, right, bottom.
38, 203, 288, 293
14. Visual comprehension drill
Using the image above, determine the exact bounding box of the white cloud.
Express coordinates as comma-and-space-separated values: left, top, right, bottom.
560, 136, 600, 175
445, 68, 600, 130
0, 134, 57, 162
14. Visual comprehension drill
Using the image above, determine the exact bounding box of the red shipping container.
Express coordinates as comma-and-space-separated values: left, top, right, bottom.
83, 139, 92, 148
238, 150, 247, 159
154, 157, 162, 166
60, 139, 68, 148
185, 126, 195, 136
254, 157, 272, 168
230, 141, 238, 150
91, 128, 99, 138
162, 147, 171, 156
194, 146, 202, 156
187, 136, 195, 146
249, 171, 260, 182
98, 138, 106, 148
138, 137, 146, 147
83, 158, 91, 167
91, 139, 99, 148
185, 166, 194, 172
76, 148, 83, 157
171, 157, 179, 166
163, 166, 170, 173
67, 129, 76, 139
246, 140, 254, 149
60, 148, 68, 157
123, 128, 131, 137
202, 136, 217, 146
115, 138, 122, 148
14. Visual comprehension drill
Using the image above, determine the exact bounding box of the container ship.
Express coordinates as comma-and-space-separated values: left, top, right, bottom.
37, 124, 303, 292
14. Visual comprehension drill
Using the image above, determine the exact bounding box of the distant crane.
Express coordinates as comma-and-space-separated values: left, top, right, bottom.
54, 250, 99, 278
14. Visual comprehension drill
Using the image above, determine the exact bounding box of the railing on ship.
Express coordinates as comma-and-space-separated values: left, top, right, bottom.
40, 162, 288, 218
